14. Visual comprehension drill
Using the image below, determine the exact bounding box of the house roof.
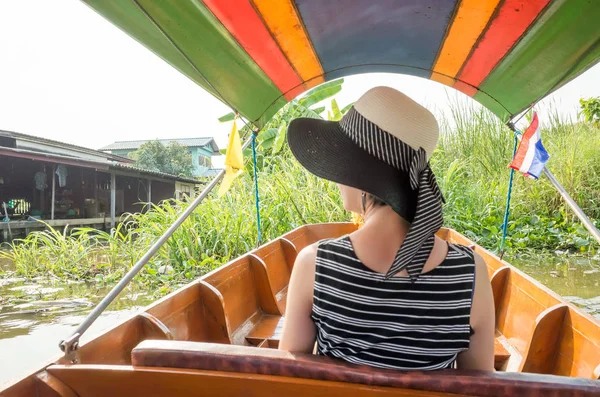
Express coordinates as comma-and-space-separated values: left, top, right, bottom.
0, 129, 134, 164
109, 163, 201, 184
99, 137, 220, 153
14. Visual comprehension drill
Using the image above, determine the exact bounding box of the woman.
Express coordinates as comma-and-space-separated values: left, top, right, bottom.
279, 87, 495, 371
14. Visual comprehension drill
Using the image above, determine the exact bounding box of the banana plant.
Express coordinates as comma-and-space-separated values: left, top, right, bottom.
218, 78, 353, 157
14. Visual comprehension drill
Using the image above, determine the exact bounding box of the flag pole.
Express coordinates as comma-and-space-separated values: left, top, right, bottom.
506, 120, 600, 247
499, 131, 519, 259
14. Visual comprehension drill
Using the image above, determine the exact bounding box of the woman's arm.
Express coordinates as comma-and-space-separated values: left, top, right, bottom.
456, 252, 495, 371
278, 243, 318, 353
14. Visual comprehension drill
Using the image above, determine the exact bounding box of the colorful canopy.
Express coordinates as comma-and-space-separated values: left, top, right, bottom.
82, 0, 600, 126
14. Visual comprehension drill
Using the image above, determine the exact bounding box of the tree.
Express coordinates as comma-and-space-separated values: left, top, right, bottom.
579, 97, 600, 126
129, 140, 195, 177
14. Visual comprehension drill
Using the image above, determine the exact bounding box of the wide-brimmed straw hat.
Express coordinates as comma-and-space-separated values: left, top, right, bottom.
287, 86, 444, 281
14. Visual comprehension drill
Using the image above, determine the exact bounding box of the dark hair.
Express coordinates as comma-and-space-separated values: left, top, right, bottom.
368, 194, 386, 207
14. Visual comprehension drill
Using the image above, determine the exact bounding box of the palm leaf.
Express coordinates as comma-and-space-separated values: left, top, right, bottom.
218, 112, 235, 123
302, 78, 344, 98
311, 106, 326, 115
299, 85, 342, 108
331, 99, 341, 121
273, 121, 288, 154
340, 102, 354, 114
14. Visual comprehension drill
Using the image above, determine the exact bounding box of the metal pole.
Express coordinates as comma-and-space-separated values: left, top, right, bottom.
110, 172, 116, 229
51, 166, 56, 221
59, 139, 251, 360
147, 179, 152, 204
543, 168, 600, 245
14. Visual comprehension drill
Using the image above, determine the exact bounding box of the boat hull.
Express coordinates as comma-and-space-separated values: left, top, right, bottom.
2, 223, 599, 396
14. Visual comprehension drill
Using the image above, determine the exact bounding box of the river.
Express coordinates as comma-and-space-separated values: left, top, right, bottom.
0, 253, 599, 388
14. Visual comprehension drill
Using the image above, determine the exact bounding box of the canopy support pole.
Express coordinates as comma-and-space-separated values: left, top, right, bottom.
59, 138, 252, 362
543, 168, 600, 245
505, 122, 600, 247
251, 132, 262, 246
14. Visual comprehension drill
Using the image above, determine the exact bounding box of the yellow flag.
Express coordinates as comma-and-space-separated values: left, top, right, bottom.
218, 118, 244, 196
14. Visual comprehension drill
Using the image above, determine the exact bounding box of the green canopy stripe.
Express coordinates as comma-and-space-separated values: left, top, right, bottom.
477, 0, 600, 119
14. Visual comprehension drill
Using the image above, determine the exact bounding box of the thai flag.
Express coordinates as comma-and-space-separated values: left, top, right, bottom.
509, 112, 550, 179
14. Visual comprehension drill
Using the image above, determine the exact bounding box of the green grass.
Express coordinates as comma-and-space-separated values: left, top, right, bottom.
433, 99, 600, 252
1, 100, 599, 297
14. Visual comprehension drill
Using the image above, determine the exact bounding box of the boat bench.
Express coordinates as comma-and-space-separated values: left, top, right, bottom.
197, 224, 358, 347
131, 340, 600, 397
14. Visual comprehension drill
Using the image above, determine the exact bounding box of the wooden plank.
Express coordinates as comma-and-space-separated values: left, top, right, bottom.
196, 281, 232, 345
46, 365, 465, 397
246, 316, 285, 345
35, 371, 78, 397
280, 238, 298, 272
490, 267, 509, 316
138, 312, 173, 340
553, 308, 600, 378
0, 376, 38, 397
494, 339, 510, 371
0, 218, 110, 230
203, 258, 261, 339
520, 304, 568, 374
248, 254, 281, 315
146, 281, 208, 342
254, 240, 292, 303
75, 316, 147, 365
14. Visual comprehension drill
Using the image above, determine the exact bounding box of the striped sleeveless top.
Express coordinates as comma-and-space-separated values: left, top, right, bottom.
311, 236, 476, 371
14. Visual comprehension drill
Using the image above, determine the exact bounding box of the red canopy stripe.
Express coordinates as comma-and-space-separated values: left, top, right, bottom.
457, 0, 551, 89
202, 0, 304, 100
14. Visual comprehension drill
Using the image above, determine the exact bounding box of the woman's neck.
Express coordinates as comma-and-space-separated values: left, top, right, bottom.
361, 205, 410, 239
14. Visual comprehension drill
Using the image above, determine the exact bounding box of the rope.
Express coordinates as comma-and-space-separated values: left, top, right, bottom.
251, 132, 262, 246
499, 127, 520, 258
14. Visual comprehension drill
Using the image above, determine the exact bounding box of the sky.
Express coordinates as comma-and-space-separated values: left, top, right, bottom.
1, 0, 599, 168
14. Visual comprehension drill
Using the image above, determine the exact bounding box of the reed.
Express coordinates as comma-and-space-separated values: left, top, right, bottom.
1, 99, 598, 295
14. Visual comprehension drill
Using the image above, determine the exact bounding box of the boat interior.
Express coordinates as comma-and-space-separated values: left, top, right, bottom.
3, 223, 600, 396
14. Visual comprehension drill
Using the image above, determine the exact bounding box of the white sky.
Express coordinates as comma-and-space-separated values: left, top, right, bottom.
1, 0, 599, 168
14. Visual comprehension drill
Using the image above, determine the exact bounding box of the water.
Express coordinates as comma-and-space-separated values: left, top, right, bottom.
0, 276, 153, 388
0, 253, 599, 388
509, 251, 600, 319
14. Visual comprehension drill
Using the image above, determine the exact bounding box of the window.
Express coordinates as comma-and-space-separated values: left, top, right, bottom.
198, 155, 212, 168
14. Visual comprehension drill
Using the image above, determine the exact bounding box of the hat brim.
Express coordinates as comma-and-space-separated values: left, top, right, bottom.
287, 117, 417, 222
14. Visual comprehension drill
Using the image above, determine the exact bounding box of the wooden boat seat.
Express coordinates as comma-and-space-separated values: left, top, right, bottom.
202, 255, 283, 345
252, 239, 297, 314
281, 223, 358, 253
494, 338, 511, 370
131, 340, 600, 397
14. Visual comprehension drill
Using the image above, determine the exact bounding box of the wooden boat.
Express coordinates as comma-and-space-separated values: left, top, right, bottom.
2, 224, 600, 396
3, 1, 600, 395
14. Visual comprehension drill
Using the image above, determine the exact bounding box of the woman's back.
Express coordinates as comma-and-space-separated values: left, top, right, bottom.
280, 86, 495, 371
312, 236, 476, 370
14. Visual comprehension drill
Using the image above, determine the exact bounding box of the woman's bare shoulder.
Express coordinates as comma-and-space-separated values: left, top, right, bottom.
295, 242, 319, 268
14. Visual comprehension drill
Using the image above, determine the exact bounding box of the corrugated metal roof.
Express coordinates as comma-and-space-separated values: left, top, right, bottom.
100, 137, 219, 152
0, 129, 134, 163
110, 163, 201, 184
0, 145, 201, 185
